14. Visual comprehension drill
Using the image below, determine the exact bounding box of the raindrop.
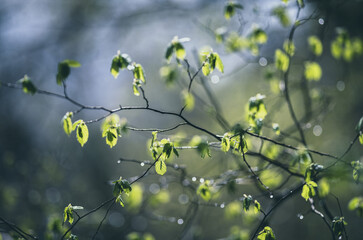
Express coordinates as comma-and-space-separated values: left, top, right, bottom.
220, 203, 225, 208
177, 218, 184, 225
117, 160, 121, 164
338, 236, 342, 240
305, 123, 312, 129
259, 57, 268, 67
336, 81, 345, 91
313, 125, 323, 137
297, 214, 304, 220
199, 178, 205, 183
192, 177, 197, 182
318, 18, 324, 25
140, 162, 145, 167
211, 75, 220, 84
269, 194, 274, 199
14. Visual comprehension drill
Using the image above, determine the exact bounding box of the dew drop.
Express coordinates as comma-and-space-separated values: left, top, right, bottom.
177, 218, 184, 225
338, 236, 342, 240
313, 125, 323, 137
220, 203, 225, 208
297, 214, 304, 220
259, 57, 268, 67
211, 75, 220, 84
192, 177, 197, 182
318, 18, 324, 25
140, 162, 145, 167
199, 178, 205, 183
336, 81, 345, 91
117, 160, 121, 164
269, 194, 274, 199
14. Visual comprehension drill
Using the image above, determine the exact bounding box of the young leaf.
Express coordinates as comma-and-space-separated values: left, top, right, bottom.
224, 2, 243, 20
254, 200, 261, 214
275, 49, 289, 72
202, 62, 211, 76
174, 42, 186, 60
272, 123, 280, 135
257, 226, 276, 240
243, 194, 253, 212
214, 53, 224, 73
182, 90, 195, 111
197, 181, 211, 201
304, 61, 322, 81
76, 121, 89, 147
308, 36, 323, 56
103, 128, 118, 148
165, 44, 174, 62
272, 6, 290, 27
62, 60, 81, 68
62, 112, 73, 136
348, 197, 363, 217
20, 75, 37, 95
63, 204, 74, 224
301, 181, 318, 201
155, 160, 167, 175
56, 60, 80, 85
283, 39, 295, 56
332, 217, 347, 238
221, 132, 232, 152
133, 64, 145, 83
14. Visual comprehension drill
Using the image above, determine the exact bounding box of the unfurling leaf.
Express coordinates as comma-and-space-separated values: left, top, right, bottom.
257, 226, 276, 240
73, 120, 89, 147
308, 36, 323, 56
56, 60, 80, 85
197, 181, 211, 201
110, 51, 131, 78
301, 181, 318, 201
133, 64, 145, 83
20, 75, 37, 95
182, 90, 195, 111
63, 204, 74, 224
62, 112, 73, 136
224, 2, 243, 20
275, 49, 289, 72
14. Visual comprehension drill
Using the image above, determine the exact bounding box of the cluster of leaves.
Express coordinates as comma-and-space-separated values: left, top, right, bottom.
221, 125, 248, 155
197, 180, 212, 201
242, 194, 261, 214
62, 113, 89, 147
101, 114, 128, 148
257, 226, 276, 240
331, 28, 363, 62
247, 94, 268, 135
149, 132, 179, 175
63, 204, 84, 225
348, 197, 363, 217
56, 60, 81, 85
332, 217, 347, 238
301, 163, 323, 201
126, 232, 155, 240
110, 50, 146, 96
113, 177, 132, 207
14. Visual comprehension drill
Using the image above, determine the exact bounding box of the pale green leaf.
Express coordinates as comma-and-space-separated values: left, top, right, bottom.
62, 112, 73, 136
20, 75, 37, 95
76, 122, 89, 147
63, 60, 81, 68
182, 90, 195, 111
308, 36, 323, 56
155, 160, 167, 175
275, 49, 289, 72
283, 39, 295, 56
304, 61, 322, 81
215, 53, 224, 73
175, 43, 186, 60
202, 62, 211, 76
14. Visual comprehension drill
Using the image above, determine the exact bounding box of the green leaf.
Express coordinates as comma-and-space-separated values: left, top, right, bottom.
351, 160, 362, 183
62, 60, 81, 68
283, 39, 295, 56
214, 53, 224, 73
250, 28, 268, 44
257, 226, 276, 240
318, 178, 330, 198
202, 62, 211, 76
174, 43, 186, 60
243, 194, 253, 212
133, 64, 145, 83
116, 194, 125, 207
155, 160, 167, 175
56, 60, 80, 85
301, 181, 318, 201
272, 123, 280, 135
308, 36, 323, 56
298, 0, 305, 8
224, 3, 235, 20
110, 52, 132, 78
111, 56, 120, 79
254, 200, 261, 214
182, 90, 195, 111
221, 132, 232, 152
348, 197, 363, 217
62, 112, 73, 136
20, 75, 37, 95
197, 181, 211, 201
76, 121, 89, 147
359, 134, 363, 145
272, 6, 290, 27
68, 234, 79, 240
304, 61, 322, 81
275, 49, 289, 72
63, 204, 74, 224
103, 128, 118, 148
165, 44, 174, 62
332, 217, 347, 238
72, 119, 83, 131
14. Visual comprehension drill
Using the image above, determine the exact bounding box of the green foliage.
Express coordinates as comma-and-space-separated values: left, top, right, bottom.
331, 29, 363, 62
132, 63, 146, 83
19, 75, 37, 95
165, 36, 190, 62
62, 112, 73, 136
318, 178, 330, 198
259, 169, 282, 188
125, 183, 143, 210
348, 196, 363, 217
304, 61, 322, 81
201, 51, 224, 76
101, 114, 126, 148
56, 60, 81, 85
160, 65, 178, 86
308, 36, 323, 56
242, 194, 260, 214
275, 49, 289, 72
72, 120, 89, 147
197, 181, 211, 201
113, 177, 132, 207
272, 6, 290, 27
224, 1, 243, 20
301, 180, 318, 201
283, 39, 295, 56
182, 90, 195, 111
257, 226, 276, 240
190, 135, 211, 158
126, 232, 155, 240
356, 116, 363, 145
351, 160, 362, 183
63, 204, 84, 225
45, 217, 70, 240
155, 160, 167, 175
111, 51, 131, 78
332, 216, 347, 238
247, 94, 267, 134
221, 132, 233, 152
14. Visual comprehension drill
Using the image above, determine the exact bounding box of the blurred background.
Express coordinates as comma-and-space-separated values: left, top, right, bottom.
0, 0, 362, 239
